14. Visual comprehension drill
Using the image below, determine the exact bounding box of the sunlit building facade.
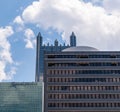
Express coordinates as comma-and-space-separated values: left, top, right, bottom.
44, 46, 120, 112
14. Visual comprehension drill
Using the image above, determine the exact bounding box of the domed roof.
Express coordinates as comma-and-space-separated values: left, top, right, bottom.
62, 46, 98, 52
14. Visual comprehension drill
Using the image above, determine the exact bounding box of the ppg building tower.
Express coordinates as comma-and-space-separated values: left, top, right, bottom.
35, 32, 76, 81
36, 32, 120, 112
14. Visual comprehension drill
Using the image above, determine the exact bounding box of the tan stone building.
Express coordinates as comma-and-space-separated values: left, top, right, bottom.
44, 46, 120, 112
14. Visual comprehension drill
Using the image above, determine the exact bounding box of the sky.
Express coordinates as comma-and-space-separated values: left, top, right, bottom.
1, 0, 120, 82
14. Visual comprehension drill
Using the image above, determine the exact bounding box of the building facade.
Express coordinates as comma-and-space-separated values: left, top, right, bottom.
0, 82, 43, 112
44, 46, 120, 112
35, 32, 76, 82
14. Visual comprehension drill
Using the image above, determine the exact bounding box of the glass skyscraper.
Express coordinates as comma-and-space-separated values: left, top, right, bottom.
0, 82, 43, 112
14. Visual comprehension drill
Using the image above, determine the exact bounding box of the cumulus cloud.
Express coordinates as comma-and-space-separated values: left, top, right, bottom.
24, 28, 35, 48
13, 16, 24, 32
14, 16, 24, 26
0, 26, 16, 81
103, 0, 120, 12
20, 0, 120, 50
83, 0, 102, 5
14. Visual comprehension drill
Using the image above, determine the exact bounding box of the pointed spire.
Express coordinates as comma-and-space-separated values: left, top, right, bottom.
70, 31, 76, 46
72, 32, 75, 36
36, 32, 42, 82
37, 32, 42, 46
54, 39, 58, 46
47, 43, 49, 46
38, 32, 41, 37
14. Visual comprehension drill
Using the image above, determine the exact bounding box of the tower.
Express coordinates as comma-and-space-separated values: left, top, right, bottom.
36, 32, 43, 82
70, 32, 76, 46
35, 32, 73, 82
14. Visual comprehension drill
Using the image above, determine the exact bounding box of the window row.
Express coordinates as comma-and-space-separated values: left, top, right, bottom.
48, 86, 120, 91
47, 78, 120, 83
48, 62, 119, 67
48, 102, 120, 107
48, 70, 120, 75
48, 54, 119, 59
48, 111, 119, 112
48, 94, 120, 99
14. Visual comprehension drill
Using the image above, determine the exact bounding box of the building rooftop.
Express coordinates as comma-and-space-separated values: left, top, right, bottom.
62, 46, 99, 52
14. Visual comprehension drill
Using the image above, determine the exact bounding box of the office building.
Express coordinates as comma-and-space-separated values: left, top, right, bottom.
0, 82, 43, 112
44, 45, 120, 112
35, 32, 76, 82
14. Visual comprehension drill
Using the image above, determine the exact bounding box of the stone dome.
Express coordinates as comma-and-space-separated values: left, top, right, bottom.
62, 46, 98, 52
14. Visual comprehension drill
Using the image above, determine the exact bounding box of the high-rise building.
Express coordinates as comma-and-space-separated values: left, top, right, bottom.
43, 41, 120, 111
0, 82, 43, 112
35, 32, 76, 82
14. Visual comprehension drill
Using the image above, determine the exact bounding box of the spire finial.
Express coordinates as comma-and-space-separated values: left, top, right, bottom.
54, 39, 58, 46
70, 32, 76, 46
72, 31, 75, 35
37, 32, 42, 46
37, 32, 41, 37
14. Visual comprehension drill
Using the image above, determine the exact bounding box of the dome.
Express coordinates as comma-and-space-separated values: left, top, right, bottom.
62, 46, 98, 52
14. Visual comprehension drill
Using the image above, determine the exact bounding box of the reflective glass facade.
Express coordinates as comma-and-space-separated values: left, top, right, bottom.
35, 32, 76, 82
0, 82, 42, 112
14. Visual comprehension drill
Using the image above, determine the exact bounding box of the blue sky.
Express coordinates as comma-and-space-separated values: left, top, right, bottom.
1, 0, 120, 82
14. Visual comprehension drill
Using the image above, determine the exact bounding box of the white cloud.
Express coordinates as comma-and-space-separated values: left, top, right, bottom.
103, 0, 120, 12
13, 16, 24, 32
7, 67, 17, 80
84, 0, 102, 5
24, 28, 35, 48
0, 26, 16, 81
14, 16, 24, 26
21, 0, 120, 50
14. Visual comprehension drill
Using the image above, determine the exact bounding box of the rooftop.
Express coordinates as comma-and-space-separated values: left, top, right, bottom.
62, 46, 98, 52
